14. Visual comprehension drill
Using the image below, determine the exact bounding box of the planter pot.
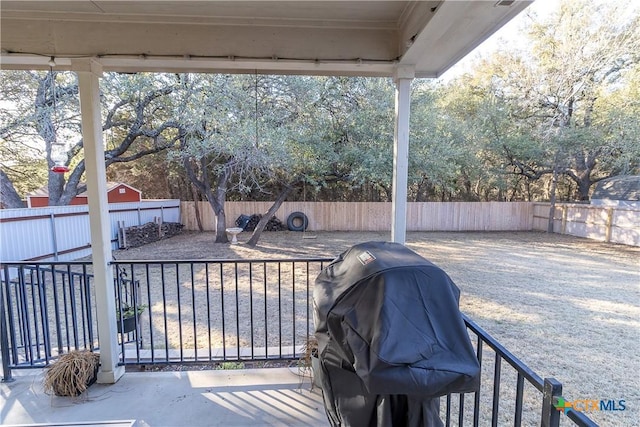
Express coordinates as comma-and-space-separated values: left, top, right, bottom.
44, 351, 100, 397
52, 363, 99, 397
117, 315, 138, 334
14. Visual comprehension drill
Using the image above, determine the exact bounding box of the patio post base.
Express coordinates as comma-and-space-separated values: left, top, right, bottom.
97, 365, 125, 384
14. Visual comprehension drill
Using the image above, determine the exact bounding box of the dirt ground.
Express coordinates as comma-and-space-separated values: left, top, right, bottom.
114, 230, 640, 426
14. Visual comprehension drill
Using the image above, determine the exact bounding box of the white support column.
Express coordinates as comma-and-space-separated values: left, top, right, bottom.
391, 66, 414, 244
72, 58, 124, 383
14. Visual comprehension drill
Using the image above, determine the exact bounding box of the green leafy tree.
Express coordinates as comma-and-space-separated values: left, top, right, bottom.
0, 71, 182, 207
1, 71, 78, 206
306, 76, 394, 202
410, 80, 489, 201
481, 0, 640, 200
174, 74, 298, 242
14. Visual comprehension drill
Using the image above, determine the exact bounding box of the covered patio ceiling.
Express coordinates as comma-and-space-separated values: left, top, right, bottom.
1, 0, 532, 77
0, 0, 533, 384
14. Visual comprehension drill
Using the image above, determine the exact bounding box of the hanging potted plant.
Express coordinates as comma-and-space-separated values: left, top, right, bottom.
116, 303, 146, 334
43, 350, 100, 397
114, 263, 145, 334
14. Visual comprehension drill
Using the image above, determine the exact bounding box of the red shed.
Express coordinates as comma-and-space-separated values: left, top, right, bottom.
27, 182, 142, 208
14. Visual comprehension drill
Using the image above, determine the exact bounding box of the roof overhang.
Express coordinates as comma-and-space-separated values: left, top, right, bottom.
1, 0, 532, 77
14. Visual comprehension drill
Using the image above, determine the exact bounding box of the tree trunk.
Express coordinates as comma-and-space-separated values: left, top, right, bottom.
576, 178, 592, 202
246, 185, 292, 247
212, 167, 230, 243
35, 73, 64, 206
525, 179, 532, 202
547, 161, 559, 233
48, 173, 68, 206
214, 206, 228, 243
203, 186, 227, 243
182, 155, 230, 243
191, 184, 204, 232
0, 169, 24, 208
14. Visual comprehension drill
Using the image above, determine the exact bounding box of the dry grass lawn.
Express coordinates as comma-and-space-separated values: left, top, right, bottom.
114, 230, 639, 426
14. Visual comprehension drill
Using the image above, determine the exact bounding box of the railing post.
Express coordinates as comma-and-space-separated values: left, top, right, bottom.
0, 267, 15, 382
541, 377, 562, 427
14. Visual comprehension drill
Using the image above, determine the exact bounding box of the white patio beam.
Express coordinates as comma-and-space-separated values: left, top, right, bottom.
0, 54, 397, 77
391, 65, 414, 245
72, 58, 124, 384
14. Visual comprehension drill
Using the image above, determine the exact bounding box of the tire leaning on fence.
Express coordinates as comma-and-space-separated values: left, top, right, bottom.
287, 212, 308, 232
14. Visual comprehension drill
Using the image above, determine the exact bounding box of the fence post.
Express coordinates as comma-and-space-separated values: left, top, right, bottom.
541, 377, 562, 427
605, 207, 614, 242
0, 267, 15, 382
50, 212, 59, 261
117, 221, 127, 249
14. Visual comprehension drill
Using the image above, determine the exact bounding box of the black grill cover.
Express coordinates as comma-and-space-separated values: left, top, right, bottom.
314, 242, 480, 427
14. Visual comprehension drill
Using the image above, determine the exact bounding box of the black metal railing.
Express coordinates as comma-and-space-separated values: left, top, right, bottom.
0, 262, 98, 376
0, 259, 331, 374
440, 314, 597, 427
110, 259, 330, 366
0, 260, 597, 426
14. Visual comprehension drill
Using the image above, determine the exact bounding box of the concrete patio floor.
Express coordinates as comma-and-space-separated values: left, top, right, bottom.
1, 367, 329, 427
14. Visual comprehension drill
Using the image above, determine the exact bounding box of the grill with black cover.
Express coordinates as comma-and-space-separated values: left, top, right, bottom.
314, 241, 480, 426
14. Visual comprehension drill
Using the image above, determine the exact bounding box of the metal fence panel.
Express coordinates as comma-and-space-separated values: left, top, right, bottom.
0, 205, 89, 262
0, 200, 180, 262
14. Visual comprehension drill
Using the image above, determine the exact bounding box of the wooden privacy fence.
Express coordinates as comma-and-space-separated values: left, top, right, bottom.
533, 202, 640, 246
181, 201, 535, 232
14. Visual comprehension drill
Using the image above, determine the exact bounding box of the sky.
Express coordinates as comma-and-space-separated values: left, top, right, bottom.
440, 0, 639, 81
438, 0, 553, 81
